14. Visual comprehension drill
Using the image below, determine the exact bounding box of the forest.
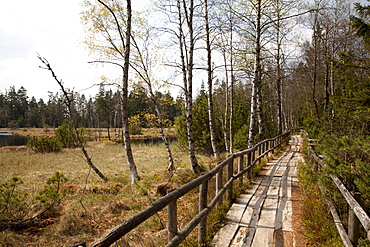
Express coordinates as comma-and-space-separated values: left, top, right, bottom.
1, 0, 369, 176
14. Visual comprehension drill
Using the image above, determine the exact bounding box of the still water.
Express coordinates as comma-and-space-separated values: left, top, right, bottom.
0, 131, 29, 147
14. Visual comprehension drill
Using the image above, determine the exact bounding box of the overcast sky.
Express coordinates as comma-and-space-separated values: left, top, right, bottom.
0, 1, 148, 101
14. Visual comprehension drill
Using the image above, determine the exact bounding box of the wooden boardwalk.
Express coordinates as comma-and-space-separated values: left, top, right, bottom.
210, 135, 303, 247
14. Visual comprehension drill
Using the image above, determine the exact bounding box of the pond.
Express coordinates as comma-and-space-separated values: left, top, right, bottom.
0, 131, 29, 147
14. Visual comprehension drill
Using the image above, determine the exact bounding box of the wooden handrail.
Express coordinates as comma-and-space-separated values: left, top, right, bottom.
303, 130, 370, 245
91, 132, 291, 247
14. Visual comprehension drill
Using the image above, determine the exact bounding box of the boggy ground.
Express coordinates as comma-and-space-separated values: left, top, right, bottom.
0, 137, 214, 246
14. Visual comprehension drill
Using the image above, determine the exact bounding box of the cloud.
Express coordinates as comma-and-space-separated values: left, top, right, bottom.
0, 30, 33, 60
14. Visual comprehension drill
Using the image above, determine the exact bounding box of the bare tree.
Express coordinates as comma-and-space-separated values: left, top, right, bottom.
38, 55, 108, 182
129, 20, 176, 171
83, 0, 140, 183
204, 0, 219, 158
156, 0, 202, 173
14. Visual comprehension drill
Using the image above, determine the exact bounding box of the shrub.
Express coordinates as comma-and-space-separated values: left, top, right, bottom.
36, 172, 68, 209
27, 136, 62, 153
128, 115, 142, 135
55, 122, 85, 148
0, 173, 69, 230
0, 177, 28, 225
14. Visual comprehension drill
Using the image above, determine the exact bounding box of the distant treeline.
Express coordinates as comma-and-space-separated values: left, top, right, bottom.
0, 84, 182, 130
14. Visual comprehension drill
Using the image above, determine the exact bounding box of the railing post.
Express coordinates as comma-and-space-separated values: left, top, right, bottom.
258, 144, 262, 157
247, 152, 253, 179
251, 147, 256, 171
264, 141, 268, 157
238, 155, 244, 186
216, 162, 223, 205
198, 180, 208, 245
349, 192, 361, 246
268, 140, 272, 155
227, 158, 233, 202
168, 198, 178, 242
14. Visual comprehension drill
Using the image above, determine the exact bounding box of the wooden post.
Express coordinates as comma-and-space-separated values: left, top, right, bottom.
227, 158, 233, 202
349, 192, 361, 246
198, 180, 208, 245
251, 149, 256, 175
247, 152, 253, 179
216, 162, 223, 205
238, 155, 244, 186
258, 144, 262, 156
168, 198, 178, 242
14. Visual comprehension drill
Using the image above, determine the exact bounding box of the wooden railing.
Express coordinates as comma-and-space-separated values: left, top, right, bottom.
85, 132, 290, 247
302, 130, 370, 247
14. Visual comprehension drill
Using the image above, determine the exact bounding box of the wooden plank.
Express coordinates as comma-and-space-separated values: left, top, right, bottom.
257, 196, 278, 228
208, 224, 239, 247
225, 202, 249, 224
251, 228, 275, 247
274, 165, 287, 177
230, 226, 250, 247
279, 175, 292, 199
267, 177, 281, 196
244, 176, 263, 194
325, 198, 354, 247
226, 177, 263, 224
240, 195, 260, 226
282, 200, 293, 231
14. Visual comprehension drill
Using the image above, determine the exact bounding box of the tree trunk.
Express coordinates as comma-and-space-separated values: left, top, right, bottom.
205, 0, 219, 159
229, 20, 234, 154
312, 12, 320, 122
248, 82, 257, 148
248, 0, 263, 147
222, 48, 229, 152
121, 0, 139, 183
177, 0, 200, 174
151, 91, 175, 171
37, 55, 108, 182
275, 4, 283, 135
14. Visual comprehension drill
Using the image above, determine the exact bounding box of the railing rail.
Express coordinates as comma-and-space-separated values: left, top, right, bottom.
302, 130, 370, 246
90, 132, 290, 247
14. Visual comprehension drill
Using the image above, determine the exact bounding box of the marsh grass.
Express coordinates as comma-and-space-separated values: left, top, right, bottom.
0, 139, 214, 246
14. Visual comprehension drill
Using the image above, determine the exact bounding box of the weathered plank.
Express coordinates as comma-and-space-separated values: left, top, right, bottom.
230, 226, 250, 247
225, 177, 263, 224
267, 177, 281, 196
251, 228, 275, 247
240, 195, 259, 227
257, 196, 278, 228
209, 224, 239, 247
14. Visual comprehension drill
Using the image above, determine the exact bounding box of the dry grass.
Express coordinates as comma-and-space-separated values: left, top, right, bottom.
0, 136, 214, 246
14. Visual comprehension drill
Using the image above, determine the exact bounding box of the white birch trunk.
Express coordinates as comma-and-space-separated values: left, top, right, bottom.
205, 0, 218, 159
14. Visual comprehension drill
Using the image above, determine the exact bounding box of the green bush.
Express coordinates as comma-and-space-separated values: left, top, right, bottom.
0, 173, 69, 230
0, 177, 28, 224
36, 172, 68, 209
55, 122, 85, 148
27, 136, 62, 153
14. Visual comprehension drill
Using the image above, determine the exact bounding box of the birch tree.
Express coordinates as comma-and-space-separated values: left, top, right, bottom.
204, 0, 219, 158
129, 18, 176, 171
157, 0, 201, 173
231, 0, 271, 147
82, 0, 140, 182
213, 0, 237, 153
